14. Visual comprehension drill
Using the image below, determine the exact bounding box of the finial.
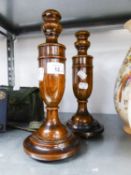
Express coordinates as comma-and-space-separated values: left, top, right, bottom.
42, 9, 62, 43
75, 31, 90, 55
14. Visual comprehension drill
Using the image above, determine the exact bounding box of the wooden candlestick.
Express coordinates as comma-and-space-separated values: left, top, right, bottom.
67, 31, 104, 138
23, 9, 80, 161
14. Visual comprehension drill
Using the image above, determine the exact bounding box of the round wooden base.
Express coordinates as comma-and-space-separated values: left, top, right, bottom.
67, 118, 104, 139
23, 132, 80, 161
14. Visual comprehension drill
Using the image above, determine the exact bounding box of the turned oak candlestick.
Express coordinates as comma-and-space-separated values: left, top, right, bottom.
23, 9, 80, 161
67, 31, 104, 138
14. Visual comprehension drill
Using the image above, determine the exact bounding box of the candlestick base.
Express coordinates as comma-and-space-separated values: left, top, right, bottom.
67, 114, 104, 139
23, 131, 80, 161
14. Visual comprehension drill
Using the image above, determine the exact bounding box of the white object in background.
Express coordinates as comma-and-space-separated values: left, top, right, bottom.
47, 62, 64, 74
114, 48, 131, 134
77, 70, 87, 80
124, 19, 131, 32
38, 67, 44, 81
13, 81, 20, 91
13, 85, 20, 91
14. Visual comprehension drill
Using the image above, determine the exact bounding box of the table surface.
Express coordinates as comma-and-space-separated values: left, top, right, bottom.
0, 113, 131, 175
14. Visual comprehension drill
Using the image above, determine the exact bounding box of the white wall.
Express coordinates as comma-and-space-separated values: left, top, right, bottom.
0, 36, 8, 85
0, 28, 131, 114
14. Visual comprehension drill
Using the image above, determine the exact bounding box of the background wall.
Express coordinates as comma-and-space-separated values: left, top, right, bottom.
0, 28, 131, 114
0, 36, 8, 85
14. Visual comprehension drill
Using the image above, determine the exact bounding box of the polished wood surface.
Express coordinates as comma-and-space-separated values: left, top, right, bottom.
23, 9, 80, 161
67, 31, 104, 138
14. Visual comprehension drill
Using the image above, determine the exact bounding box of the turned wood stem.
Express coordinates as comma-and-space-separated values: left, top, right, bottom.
77, 100, 88, 113
46, 107, 60, 125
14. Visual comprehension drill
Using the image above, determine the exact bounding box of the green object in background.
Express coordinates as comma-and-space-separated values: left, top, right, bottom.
0, 86, 44, 131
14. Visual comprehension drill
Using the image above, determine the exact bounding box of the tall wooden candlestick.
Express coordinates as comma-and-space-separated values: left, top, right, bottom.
67, 31, 104, 138
23, 9, 80, 161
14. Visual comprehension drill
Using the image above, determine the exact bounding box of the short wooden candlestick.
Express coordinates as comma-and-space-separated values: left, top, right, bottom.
67, 31, 104, 138
23, 9, 80, 161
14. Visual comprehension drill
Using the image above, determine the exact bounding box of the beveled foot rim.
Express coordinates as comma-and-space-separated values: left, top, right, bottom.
23, 133, 80, 161
67, 119, 104, 138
